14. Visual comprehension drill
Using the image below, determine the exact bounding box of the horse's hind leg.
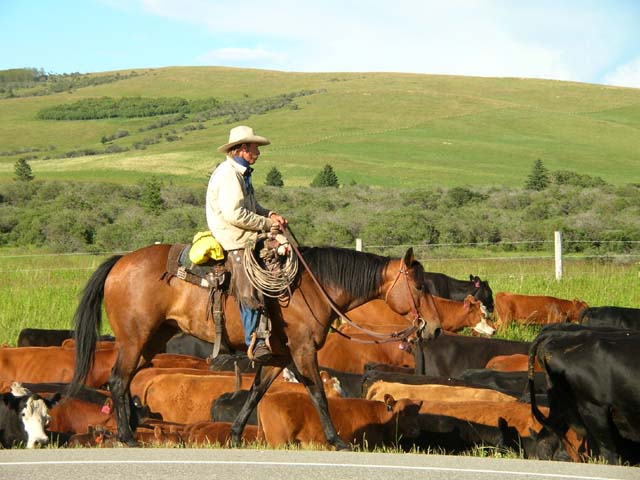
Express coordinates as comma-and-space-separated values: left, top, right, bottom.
292, 348, 350, 451
109, 343, 144, 446
230, 365, 283, 447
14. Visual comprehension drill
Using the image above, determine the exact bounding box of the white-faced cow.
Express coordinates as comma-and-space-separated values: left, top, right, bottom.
0, 382, 59, 448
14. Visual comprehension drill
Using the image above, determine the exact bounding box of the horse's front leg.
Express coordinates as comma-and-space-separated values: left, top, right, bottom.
292, 347, 351, 451
230, 365, 284, 447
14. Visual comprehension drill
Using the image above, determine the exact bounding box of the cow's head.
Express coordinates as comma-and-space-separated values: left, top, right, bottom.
9, 382, 59, 448
464, 296, 496, 336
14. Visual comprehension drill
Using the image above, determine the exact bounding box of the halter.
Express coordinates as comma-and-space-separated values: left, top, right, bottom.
283, 228, 424, 344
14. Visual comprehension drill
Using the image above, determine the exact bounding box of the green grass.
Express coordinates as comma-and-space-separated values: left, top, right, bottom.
1, 67, 639, 188
1, 248, 636, 346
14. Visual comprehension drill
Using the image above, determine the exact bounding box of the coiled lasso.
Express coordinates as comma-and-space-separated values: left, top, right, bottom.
244, 232, 298, 299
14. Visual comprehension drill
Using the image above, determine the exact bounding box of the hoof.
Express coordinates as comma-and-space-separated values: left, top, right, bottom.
334, 441, 351, 451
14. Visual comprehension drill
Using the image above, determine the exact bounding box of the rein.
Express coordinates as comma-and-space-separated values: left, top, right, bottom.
282, 227, 422, 345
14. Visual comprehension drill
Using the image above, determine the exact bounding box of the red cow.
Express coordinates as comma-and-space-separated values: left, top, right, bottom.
486, 353, 542, 372
495, 292, 587, 330
0, 346, 116, 388
257, 391, 423, 449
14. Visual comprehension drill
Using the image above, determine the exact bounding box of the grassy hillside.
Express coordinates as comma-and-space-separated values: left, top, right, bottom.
1, 67, 639, 188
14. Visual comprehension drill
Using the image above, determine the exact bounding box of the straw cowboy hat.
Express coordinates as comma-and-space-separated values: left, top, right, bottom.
217, 125, 271, 153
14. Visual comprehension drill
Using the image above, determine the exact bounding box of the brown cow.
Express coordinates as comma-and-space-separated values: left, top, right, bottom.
0, 346, 116, 388
486, 353, 542, 372
495, 293, 588, 330
135, 371, 344, 424
317, 326, 415, 374
317, 294, 495, 374
365, 382, 517, 403
344, 296, 494, 335
257, 391, 422, 449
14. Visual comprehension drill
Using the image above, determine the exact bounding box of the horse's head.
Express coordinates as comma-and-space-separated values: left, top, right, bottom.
383, 248, 442, 341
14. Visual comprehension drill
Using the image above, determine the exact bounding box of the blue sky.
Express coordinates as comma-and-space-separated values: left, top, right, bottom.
2, 0, 640, 88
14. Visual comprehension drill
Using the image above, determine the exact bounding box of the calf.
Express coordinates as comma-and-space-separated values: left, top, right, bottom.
258, 391, 422, 449
495, 292, 587, 330
0, 383, 59, 448
529, 323, 640, 465
414, 333, 531, 377
579, 306, 640, 330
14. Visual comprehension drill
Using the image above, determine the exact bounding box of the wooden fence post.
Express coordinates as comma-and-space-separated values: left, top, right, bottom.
555, 231, 563, 280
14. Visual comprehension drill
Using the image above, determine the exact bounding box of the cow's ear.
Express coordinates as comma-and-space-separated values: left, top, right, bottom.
470, 275, 474, 281
403, 248, 415, 268
384, 394, 396, 411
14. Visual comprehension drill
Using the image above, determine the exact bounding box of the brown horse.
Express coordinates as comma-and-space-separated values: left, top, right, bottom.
69, 243, 442, 449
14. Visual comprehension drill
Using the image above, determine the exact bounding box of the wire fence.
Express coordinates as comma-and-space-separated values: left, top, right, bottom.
1, 238, 638, 276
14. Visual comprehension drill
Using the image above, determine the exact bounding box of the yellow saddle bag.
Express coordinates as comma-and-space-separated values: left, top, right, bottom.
189, 230, 225, 264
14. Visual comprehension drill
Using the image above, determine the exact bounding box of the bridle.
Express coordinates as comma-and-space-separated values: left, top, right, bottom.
283, 227, 426, 344
384, 264, 427, 336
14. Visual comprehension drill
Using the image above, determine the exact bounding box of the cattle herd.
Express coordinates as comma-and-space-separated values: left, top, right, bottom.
1, 271, 639, 467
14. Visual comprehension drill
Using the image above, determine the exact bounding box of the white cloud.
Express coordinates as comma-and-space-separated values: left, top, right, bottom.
604, 57, 640, 89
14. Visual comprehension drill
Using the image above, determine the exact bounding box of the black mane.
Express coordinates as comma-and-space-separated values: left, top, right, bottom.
300, 246, 390, 299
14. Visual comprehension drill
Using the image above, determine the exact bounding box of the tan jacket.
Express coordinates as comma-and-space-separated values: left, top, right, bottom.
206, 157, 273, 250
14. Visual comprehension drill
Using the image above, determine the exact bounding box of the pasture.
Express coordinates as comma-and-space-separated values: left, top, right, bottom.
1, 248, 637, 346
1, 67, 640, 188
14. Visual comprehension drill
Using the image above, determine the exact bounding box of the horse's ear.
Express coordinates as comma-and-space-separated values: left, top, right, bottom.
403, 248, 415, 267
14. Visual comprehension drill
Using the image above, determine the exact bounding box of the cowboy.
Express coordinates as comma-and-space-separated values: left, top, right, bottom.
206, 126, 287, 363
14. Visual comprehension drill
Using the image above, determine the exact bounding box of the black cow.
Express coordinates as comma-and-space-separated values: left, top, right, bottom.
17, 328, 114, 347
414, 334, 531, 378
529, 323, 640, 465
0, 383, 59, 448
454, 369, 547, 403
166, 332, 227, 359
579, 306, 640, 330
423, 273, 494, 313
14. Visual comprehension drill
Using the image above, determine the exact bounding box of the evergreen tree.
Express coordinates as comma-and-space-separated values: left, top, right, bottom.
525, 159, 549, 191
140, 176, 166, 214
265, 166, 284, 187
310, 164, 339, 188
14, 158, 34, 182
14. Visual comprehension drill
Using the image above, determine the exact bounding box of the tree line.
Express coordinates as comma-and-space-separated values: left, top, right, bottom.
2, 167, 638, 257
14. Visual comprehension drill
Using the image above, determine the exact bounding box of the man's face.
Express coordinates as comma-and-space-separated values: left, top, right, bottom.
241, 143, 260, 164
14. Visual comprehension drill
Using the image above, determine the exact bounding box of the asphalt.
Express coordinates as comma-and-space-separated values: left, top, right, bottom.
2, 448, 638, 480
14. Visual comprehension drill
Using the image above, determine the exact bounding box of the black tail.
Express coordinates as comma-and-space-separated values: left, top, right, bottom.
68, 255, 122, 397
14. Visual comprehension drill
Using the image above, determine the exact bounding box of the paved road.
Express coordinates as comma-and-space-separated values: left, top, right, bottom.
1, 449, 637, 480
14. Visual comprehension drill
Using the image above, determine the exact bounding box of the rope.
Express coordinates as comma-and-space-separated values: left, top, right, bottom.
244, 231, 298, 299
